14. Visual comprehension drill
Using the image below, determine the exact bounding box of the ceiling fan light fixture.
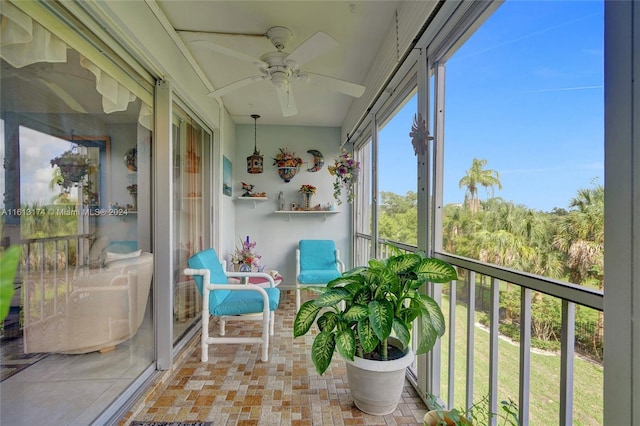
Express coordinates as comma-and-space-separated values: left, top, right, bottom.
271, 71, 288, 90
247, 114, 263, 174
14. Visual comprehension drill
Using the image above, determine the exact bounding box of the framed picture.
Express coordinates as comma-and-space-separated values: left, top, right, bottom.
223, 156, 232, 196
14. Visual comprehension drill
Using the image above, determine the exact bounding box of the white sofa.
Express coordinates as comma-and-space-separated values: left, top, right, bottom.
23, 252, 154, 354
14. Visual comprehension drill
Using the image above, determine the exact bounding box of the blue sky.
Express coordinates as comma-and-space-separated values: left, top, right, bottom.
378, 0, 604, 212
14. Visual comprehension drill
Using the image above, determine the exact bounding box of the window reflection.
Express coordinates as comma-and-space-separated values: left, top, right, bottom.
0, 10, 154, 418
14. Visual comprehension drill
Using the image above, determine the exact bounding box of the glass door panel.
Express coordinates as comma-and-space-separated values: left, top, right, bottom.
172, 108, 210, 342
1, 25, 154, 423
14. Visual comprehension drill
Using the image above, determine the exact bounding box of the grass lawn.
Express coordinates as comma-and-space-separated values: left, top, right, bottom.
438, 296, 603, 425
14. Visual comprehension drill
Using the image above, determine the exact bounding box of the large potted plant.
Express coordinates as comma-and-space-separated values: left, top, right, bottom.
293, 245, 457, 415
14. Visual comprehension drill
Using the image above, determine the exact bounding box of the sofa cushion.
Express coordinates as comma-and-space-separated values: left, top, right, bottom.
104, 249, 142, 266
107, 241, 138, 253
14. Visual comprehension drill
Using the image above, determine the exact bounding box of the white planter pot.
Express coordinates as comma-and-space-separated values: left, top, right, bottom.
343, 342, 415, 415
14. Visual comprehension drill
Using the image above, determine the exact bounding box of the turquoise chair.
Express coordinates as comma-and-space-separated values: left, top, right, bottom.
295, 240, 344, 311
184, 248, 280, 362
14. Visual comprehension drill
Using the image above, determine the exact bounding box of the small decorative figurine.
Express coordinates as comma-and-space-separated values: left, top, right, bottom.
241, 182, 255, 197
278, 191, 285, 211
241, 182, 266, 197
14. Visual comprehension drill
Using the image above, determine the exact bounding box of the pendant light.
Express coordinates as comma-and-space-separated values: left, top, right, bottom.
246, 114, 263, 174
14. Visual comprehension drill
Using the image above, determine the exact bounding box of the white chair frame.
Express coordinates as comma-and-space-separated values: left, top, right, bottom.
184, 267, 277, 362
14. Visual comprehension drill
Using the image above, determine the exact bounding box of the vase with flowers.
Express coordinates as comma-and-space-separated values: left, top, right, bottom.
231, 236, 262, 272
273, 148, 303, 182
299, 184, 316, 210
328, 149, 360, 205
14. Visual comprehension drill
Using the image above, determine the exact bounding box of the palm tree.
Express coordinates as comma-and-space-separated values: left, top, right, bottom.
458, 158, 502, 214
552, 183, 604, 287
553, 182, 604, 354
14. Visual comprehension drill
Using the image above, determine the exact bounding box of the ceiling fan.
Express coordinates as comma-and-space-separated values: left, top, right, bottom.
191, 26, 366, 117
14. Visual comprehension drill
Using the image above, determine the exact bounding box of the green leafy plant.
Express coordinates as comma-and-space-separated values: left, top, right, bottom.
424, 394, 519, 426
1, 246, 21, 322
293, 244, 457, 375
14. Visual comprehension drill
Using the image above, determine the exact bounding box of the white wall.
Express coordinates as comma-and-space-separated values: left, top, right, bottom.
220, 109, 237, 262
229, 124, 351, 288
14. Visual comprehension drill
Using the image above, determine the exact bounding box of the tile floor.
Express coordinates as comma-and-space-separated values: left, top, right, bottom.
120, 290, 428, 425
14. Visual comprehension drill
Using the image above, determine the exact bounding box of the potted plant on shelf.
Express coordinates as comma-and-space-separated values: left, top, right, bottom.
293, 244, 457, 415
327, 149, 359, 204
273, 147, 303, 182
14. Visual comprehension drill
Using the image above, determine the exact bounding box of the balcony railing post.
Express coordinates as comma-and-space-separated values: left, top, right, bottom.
427, 281, 442, 398
489, 277, 500, 426
446, 274, 457, 408
560, 300, 576, 426
466, 271, 476, 411
519, 288, 532, 425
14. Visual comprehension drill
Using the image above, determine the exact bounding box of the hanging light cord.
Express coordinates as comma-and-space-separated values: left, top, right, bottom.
252, 114, 260, 152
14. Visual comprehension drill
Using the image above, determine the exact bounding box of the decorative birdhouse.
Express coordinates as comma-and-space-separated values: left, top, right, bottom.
247, 114, 264, 174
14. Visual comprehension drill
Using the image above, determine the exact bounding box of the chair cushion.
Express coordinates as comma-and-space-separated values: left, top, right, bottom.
299, 240, 338, 271
187, 248, 230, 310
298, 269, 341, 284
213, 287, 280, 316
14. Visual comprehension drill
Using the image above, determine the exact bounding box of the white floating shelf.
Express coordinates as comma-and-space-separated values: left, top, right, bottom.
274, 210, 339, 221
236, 196, 269, 208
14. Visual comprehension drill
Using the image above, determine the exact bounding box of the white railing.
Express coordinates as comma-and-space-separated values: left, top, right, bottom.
355, 234, 604, 425
18, 234, 91, 328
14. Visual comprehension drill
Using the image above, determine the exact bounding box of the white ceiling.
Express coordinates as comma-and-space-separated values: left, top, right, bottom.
156, 1, 402, 126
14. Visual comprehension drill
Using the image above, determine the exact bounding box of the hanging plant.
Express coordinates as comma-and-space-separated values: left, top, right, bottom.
328, 149, 360, 204
50, 147, 95, 189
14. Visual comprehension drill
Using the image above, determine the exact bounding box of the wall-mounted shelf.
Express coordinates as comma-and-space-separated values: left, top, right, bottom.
274, 210, 339, 221
236, 196, 269, 208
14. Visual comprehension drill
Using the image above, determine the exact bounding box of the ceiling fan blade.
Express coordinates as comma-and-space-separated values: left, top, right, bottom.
275, 83, 297, 117
301, 72, 365, 98
191, 40, 268, 68
285, 32, 338, 67
208, 75, 268, 98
